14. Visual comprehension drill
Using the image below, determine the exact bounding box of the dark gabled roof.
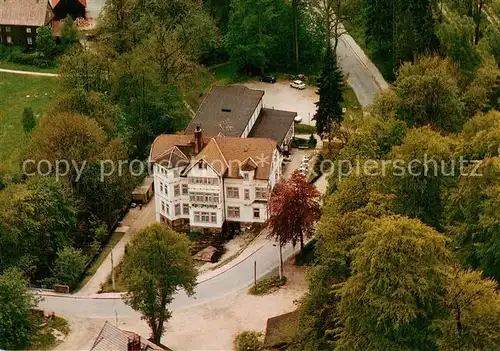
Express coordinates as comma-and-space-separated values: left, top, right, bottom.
0, 0, 53, 26
185, 85, 264, 137
249, 108, 297, 145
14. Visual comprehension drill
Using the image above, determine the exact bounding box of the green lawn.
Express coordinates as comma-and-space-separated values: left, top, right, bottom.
0, 60, 59, 74
0, 72, 59, 175
100, 260, 126, 293
28, 315, 69, 350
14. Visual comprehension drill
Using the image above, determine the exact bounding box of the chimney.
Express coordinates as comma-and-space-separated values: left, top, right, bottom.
127, 334, 141, 351
194, 126, 204, 154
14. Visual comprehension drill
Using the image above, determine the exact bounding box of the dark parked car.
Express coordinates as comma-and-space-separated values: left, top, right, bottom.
259, 75, 276, 83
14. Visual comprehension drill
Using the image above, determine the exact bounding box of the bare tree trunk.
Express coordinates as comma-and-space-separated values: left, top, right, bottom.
293, 0, 300, 72
279, 244, 284, 279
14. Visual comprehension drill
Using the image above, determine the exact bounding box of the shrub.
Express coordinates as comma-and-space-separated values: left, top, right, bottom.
249, 276, 287, 295
53, 247, 88, 289
235, 331, 263, 351
9, 50, 55, 68
22, 107, 36, 133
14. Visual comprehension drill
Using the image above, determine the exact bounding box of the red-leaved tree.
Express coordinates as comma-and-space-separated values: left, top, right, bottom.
267, 170, 321, 275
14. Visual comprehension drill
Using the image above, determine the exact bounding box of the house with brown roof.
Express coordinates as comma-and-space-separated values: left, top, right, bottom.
150, 127, 281, 231
0, 0, 54, 47
150, 85, 298, 232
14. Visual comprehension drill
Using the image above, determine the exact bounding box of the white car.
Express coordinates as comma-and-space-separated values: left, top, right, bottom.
290, 80, 306, 90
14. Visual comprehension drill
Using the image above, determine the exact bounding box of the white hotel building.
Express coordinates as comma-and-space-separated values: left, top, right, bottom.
149, 85, 297, 232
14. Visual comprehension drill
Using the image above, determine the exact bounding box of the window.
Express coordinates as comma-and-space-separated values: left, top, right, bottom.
201, 212, 210, 223
183, 204, 189, 215
26, 28, 31, 33
165, 204, 170, 215
161, 201, 165, 213
243, 173, 249, 180
174, 184, 180, 197
160, 182, 163, 193
6, 36, 12, 44
27, 37, 33, 45
182, 184, 188, 195
244, 189, 250, 200
188, 177, 219, 185
194, 211, 217, 223
253, 208, 260, 219
164, 184, 168, 196
5, 27, 11, 32
198, 161, 207, 170
190, 192, 220, 203
227, 206, 240, 218
227, 187, 239, 199
175, 204, 181, 216
255, 187, 268, 200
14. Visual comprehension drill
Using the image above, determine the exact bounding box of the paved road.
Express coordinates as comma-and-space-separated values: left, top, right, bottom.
336, 28, 389, 107
38, 220, 320, 319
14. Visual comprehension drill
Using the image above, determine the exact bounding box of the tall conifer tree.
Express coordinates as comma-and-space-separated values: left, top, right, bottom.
315, 44, 344, 143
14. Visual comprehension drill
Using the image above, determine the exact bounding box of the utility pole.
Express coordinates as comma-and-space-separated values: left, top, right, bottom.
254, 261, 257, 287
111, 249, 116, 291
279, 244, 283, 279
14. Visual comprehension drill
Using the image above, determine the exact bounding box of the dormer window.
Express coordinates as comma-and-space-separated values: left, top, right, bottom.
243, 173, 249, 180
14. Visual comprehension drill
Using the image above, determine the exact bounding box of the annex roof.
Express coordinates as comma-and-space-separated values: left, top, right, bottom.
185, 85, 264, 137
0, 0, 53, 26
249, 108, 297, 145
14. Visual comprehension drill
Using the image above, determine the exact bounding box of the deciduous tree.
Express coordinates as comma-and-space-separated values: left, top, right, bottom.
446, 0, 492, 45
444, 157, 500, 281
52, 247, 87, 289
36, 25, 56, 59
437, 12, 481, 80
0, 177, 76, 281
394, 55, 465, 132
387, 127, 455, 229
436, 267, 500, 350
337, 216, 450, 350
267, 171, 321, 276
122, 223, 197, 344
0, 268, 38, 350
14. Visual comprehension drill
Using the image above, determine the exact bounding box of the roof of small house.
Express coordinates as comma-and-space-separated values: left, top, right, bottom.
0, 0, 53, 26
185, 85, 264, 137
249, 108, 297, 145
91, 322, 168, 351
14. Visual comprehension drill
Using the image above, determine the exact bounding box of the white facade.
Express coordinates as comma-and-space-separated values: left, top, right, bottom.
153, 149, 280, 230
241, 99, 263, 138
